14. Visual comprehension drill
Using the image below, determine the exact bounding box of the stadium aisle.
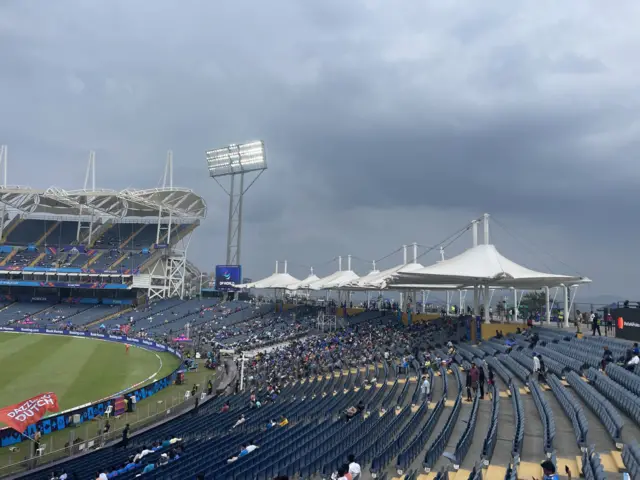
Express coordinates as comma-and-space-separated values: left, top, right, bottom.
457, 393, 492, 473
489, 376, 514, 472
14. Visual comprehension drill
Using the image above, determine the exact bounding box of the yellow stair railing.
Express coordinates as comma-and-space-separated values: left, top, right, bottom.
119, 224, 148, 249
29, 252, 46, 267
0, 249, 18, 266
35, 221, 60, 246
1, 218, 23, 243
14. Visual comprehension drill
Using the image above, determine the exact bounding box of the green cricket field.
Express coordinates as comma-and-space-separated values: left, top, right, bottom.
0, 332, 181, 414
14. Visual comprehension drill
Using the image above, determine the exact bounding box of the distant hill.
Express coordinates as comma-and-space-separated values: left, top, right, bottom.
571, 294, 626, 305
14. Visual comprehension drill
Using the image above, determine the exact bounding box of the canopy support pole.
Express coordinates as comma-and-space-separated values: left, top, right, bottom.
563, 284, 570, 328
544, 286, 551, 324
483, 285, 490, 324
473, 286, 479, 316
513, 288, 518, 323
422, 290, 426, 313
568, 285, 579, 323
446, 291, 450, 315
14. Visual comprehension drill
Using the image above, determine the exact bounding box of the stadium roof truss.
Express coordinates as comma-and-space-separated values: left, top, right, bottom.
0, 186, 207, 220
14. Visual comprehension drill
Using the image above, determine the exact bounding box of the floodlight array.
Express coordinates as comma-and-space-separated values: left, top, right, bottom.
206, 141, 266, 178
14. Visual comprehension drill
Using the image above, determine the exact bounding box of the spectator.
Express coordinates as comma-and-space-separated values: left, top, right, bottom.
348, 454, 361, 479
626, 352, 639, 371
420, 375, 431, 402
601, 346, 613, 370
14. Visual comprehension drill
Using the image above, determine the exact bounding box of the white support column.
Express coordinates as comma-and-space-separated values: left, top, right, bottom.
472, 220, 478, 247
513, 288, 518, 323
473, 286, 478, 316
275, 260, 279, 274
483, 213, 490, 244
338, 256, 342, 271
403, 245, 408, 265
563, 284, 570, 328
446, 291, 450, 315
484, 285, 491, 324
422, 290, 426, 313
412, 242, 418, 263
544, 286, 551, 324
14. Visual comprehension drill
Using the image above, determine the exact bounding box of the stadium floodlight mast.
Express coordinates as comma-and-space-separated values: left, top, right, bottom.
206, 141, 267, 266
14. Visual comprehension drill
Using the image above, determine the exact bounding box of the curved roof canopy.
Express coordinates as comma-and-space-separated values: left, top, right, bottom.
350, 262, 425, 290
241, 272, 300, 289
308, 270, 360, 290
0, 185, 206, 219
286, 273, 321, 291
388, 244, 590, 290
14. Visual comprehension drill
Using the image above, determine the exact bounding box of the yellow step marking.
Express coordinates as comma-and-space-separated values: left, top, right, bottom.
599, 452, 622, 472
610, 450, 625, 471
453, 468, 471, 480
517, 461, 541, 478
444, 399, 455, 407
486, 465, 507, 478
556, 457, 580, 477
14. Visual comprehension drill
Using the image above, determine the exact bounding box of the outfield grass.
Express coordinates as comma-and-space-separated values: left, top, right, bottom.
0, 332, 181, 412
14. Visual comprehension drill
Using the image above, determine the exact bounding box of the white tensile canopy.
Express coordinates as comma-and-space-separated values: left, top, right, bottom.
286, 273, 321, 291
308, 269, 360, 290
239, 272, 300, 289
387, 244, 590, 290
344, 269, 380, 291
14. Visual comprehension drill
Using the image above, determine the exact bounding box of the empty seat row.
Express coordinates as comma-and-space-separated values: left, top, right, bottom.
510, 384, 525, 460
453, 386, 481, 466
622, 442, 640, 479
498, 354, 530, 384
423, 394, 463, 471
586, 367, 640, 424
565, 371, 623, 443
582, 446, 607, 480
605, 362, 640, 397
485, 357, 512, 385
529, 379, 555, 453
547, 373, 588, 447
481, 383, 499, 463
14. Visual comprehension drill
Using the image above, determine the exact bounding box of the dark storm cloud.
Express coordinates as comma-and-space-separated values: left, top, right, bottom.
1, 1, 640, 296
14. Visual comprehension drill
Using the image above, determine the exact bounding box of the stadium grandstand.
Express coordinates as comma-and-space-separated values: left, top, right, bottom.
0, 152, 206, 305
0, 152, 637, 479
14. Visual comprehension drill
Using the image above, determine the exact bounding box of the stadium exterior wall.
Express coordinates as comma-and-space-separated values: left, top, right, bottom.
0, 327, 183, 447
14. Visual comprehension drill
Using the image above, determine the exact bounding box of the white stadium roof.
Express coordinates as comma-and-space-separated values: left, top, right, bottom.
0, 185, 206, 219
286, 273, 321, 291
387, 244, 589, 290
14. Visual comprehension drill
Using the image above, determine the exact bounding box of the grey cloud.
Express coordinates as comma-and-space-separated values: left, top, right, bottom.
1, 1, 639, 296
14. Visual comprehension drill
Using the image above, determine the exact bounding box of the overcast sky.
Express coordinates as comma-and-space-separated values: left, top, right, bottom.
1, 1, 639, 300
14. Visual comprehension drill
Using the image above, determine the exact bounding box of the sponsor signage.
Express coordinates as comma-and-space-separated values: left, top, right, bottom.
215, 265, 242, 291
0, 280, 130, 289
613, 308, 640, 342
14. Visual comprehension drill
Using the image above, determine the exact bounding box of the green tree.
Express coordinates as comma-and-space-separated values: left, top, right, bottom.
520, 291, 546, 313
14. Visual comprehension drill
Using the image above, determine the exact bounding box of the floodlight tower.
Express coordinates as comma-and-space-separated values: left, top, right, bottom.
206, 141, 267, 266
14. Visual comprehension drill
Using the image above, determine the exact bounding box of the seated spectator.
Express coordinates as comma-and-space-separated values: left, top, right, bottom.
601, 346, 614, 370
227, 442, 258, 463
232, 414, 246, 429
626, 352, 640, 371
266, 419, 277, 429
221, 401, 230, 412
278, 415, 289, 427
141, 462, 155, 474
